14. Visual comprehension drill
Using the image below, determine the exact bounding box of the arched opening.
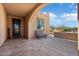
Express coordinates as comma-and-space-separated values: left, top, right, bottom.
28, 4, 47, 39
29, 3, 78, 41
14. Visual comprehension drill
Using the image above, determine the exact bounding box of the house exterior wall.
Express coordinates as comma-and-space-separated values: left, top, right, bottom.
0, 4, 7, 46
28, 15, 37, 39
24, 15, 30, 38
5, 4, 48, 39
36, 14, 49, 34
28, 14, 49, 39
6, 14, 49, 39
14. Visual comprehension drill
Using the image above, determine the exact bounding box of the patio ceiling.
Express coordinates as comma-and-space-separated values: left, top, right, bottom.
3, 3, 39, 17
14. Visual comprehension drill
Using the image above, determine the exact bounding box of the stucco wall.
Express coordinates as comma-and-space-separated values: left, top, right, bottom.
28, 14, 49, 39
54, 32, 78, 41
0, 4, 7, 46
28, 14, 37, 39
6, 14, 49, 39
37, 14, 49, 33
24, 15, 30, 38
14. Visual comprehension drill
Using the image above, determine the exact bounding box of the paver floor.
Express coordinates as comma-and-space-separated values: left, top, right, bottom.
0, 36, 78, 56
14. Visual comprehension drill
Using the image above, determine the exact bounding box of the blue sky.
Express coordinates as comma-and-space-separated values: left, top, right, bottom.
40, 3, 77, 28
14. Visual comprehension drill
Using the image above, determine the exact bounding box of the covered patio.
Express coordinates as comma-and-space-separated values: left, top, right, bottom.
0, 3, 78, 56
0, 36, 77, 56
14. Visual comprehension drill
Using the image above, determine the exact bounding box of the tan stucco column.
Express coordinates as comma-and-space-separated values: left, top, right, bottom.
0, 4, 7, 46
28, 15, 37, 39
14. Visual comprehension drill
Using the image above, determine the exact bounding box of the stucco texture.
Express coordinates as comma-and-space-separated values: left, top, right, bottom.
0, 4, 7, 46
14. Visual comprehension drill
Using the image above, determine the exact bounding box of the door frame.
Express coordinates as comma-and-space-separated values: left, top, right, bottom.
12, 18, 21, 38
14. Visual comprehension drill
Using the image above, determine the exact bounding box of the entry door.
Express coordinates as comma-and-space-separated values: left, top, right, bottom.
12, 18, 21, 38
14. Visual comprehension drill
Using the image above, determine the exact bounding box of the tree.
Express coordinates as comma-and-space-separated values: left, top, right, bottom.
49, 25, 55, 32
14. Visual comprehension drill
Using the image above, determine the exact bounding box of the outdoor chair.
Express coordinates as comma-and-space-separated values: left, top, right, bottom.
35, 30, 47, 38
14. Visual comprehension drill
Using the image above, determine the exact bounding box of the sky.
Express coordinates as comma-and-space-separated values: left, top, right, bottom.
40, 3, 78, 28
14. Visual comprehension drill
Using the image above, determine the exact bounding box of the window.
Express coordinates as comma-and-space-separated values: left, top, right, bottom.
37, 19, 44, 30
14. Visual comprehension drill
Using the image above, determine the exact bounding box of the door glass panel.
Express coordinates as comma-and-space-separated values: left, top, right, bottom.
14, 24, 19, 34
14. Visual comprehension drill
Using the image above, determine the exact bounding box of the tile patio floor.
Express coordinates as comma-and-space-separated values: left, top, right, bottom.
0, 36, 78, 56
